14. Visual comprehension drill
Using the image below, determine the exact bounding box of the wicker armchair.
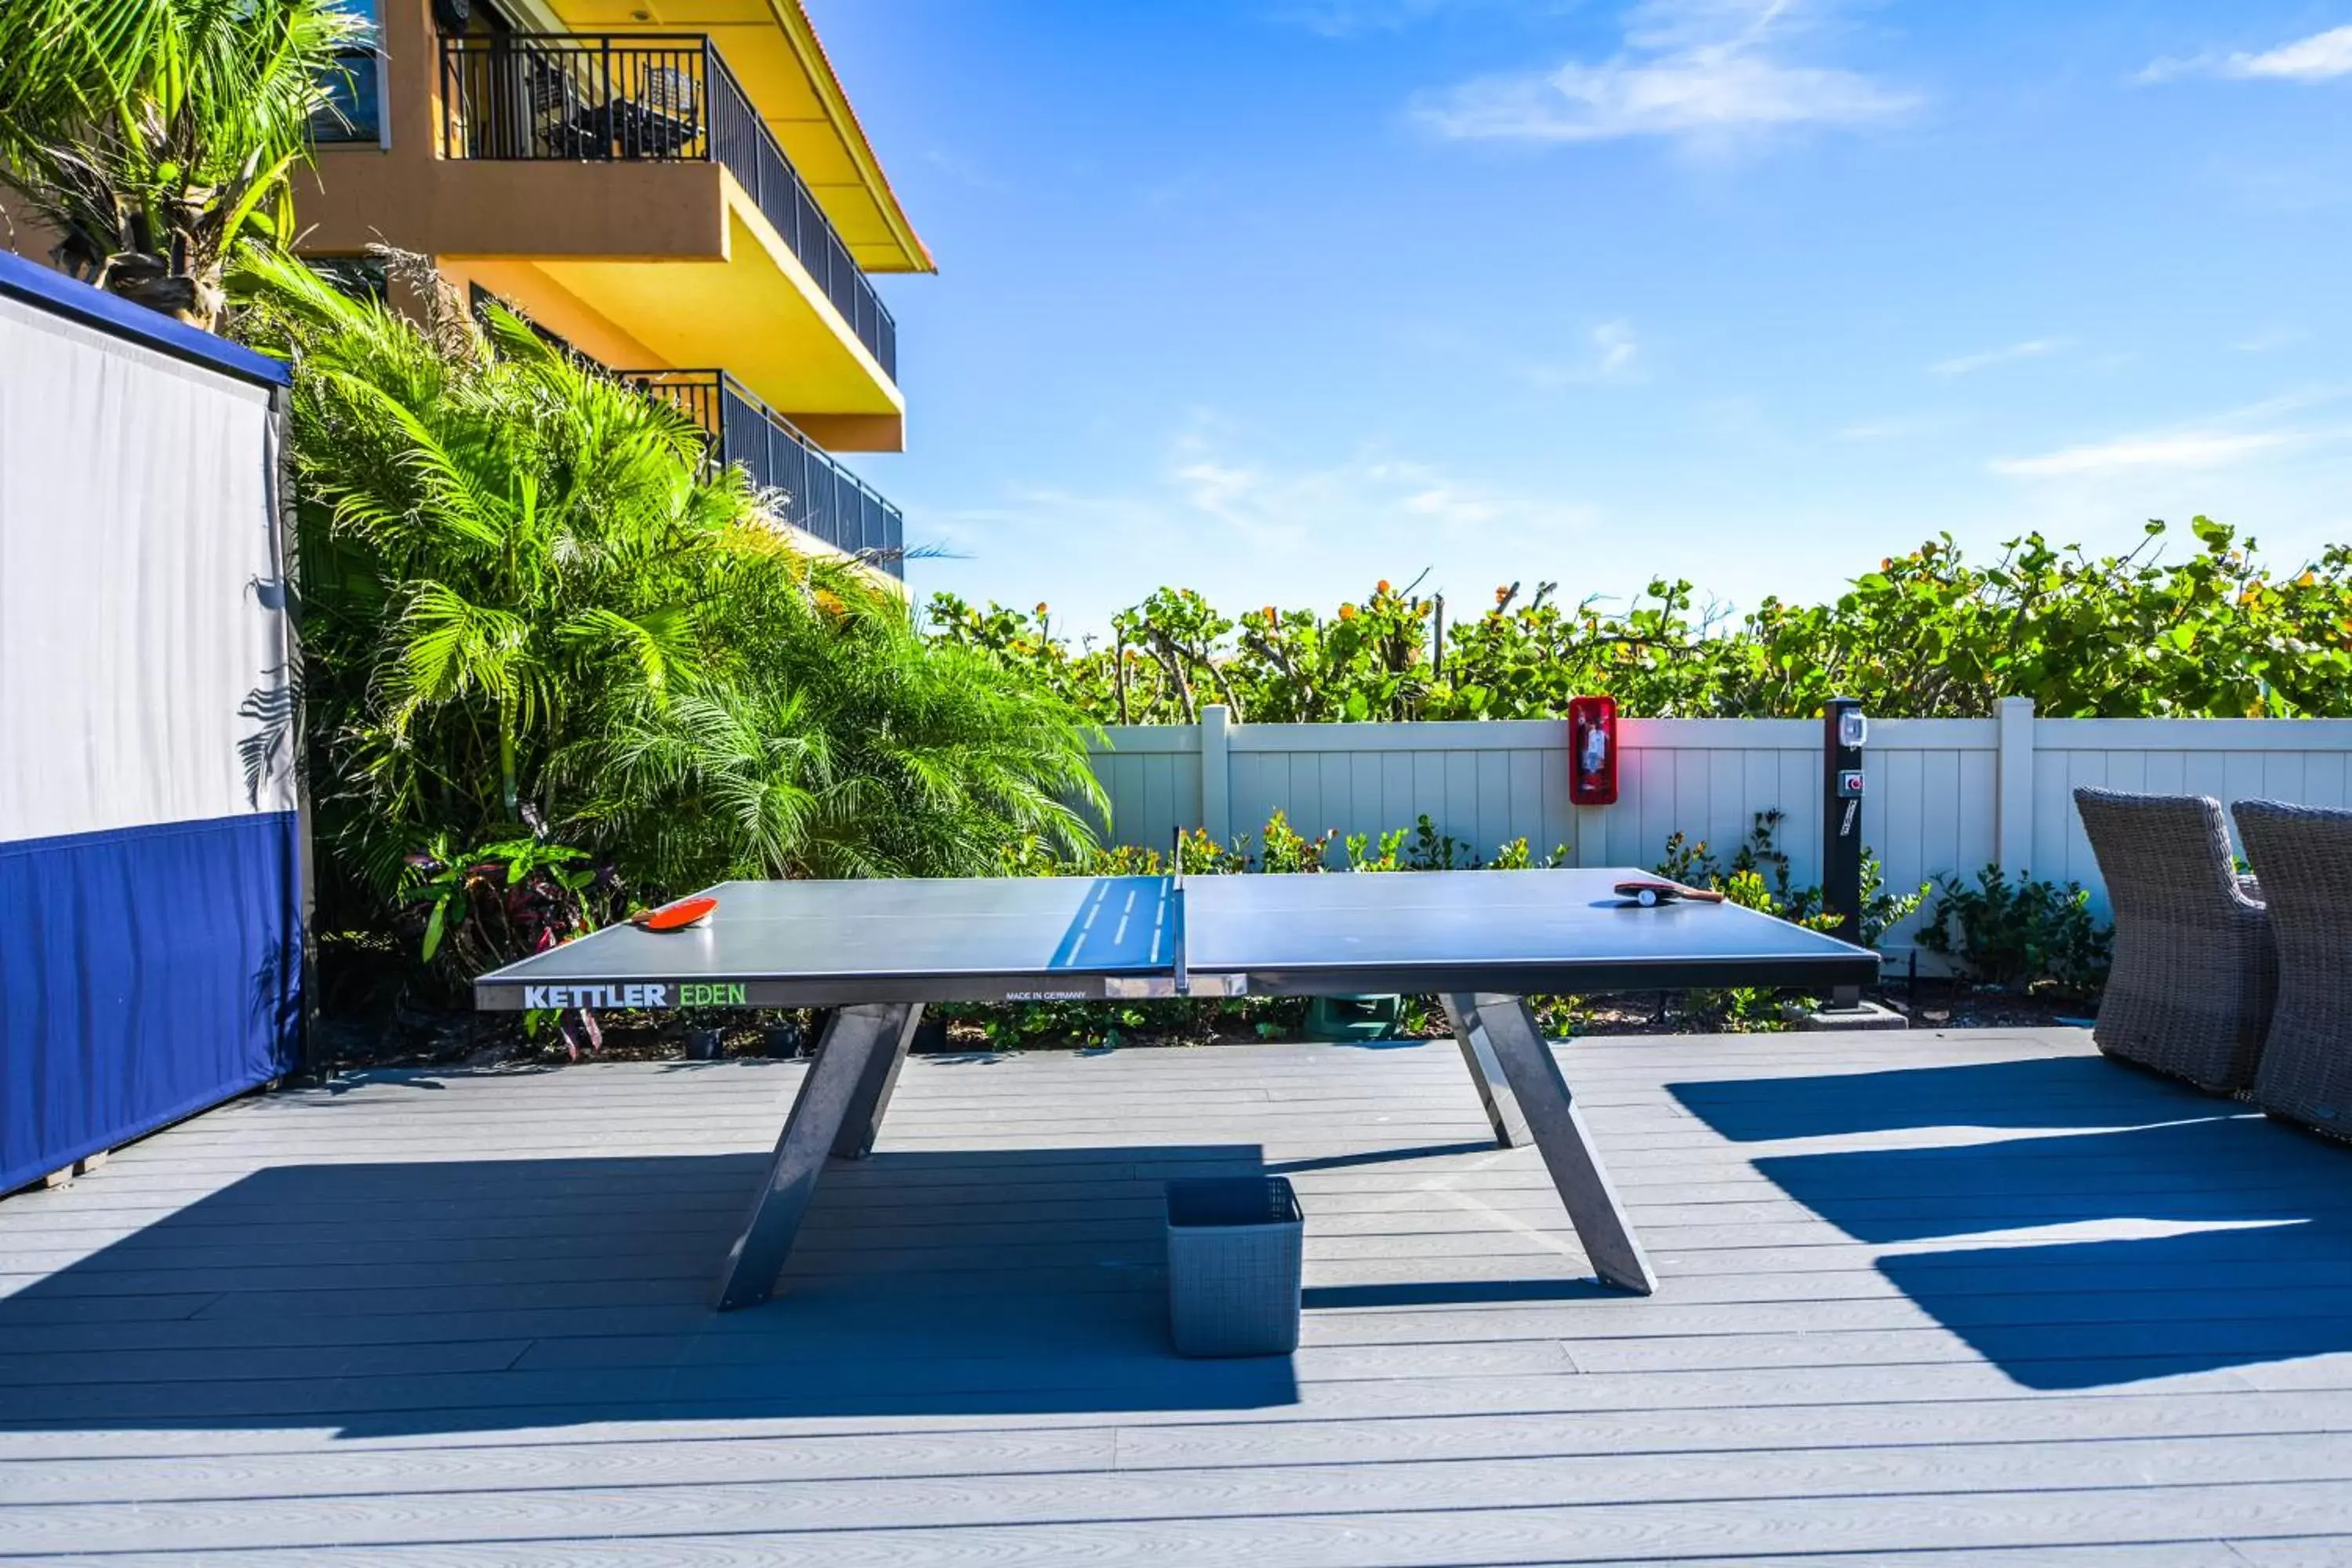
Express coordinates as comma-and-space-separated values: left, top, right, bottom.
2231, 800, 2352, 1140
2073, 787, 2275, 1092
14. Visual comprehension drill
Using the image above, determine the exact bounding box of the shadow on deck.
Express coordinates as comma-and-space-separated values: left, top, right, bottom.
0, 1145, 1301, 1438
1670, 1054, 2352, 1390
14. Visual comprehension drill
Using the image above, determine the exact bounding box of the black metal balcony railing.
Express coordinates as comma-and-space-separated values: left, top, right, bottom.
438, 33, 897, 381
626, 369, 904, 579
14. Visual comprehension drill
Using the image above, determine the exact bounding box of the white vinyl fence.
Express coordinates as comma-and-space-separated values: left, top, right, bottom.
1087, 701, 2352, 964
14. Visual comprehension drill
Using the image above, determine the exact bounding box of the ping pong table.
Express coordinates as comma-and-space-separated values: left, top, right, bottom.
477, 867, 1878, 1310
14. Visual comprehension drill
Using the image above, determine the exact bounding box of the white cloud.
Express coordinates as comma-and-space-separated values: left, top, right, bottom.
1591, 319, 1640, 376
1990, 390, 2352, 477
1161, 429, 1588, 540
1929, 337, 2067, 377
1991, 430, 2304, 477
2143, 24, 2352, 85
2235, 326, 2305, 354
1412, 0, 1917, 150
1524, 319, 1643, 387
913, 420, 1599, 627
2234, 25, 2352, 79
918, 147, 1011, 194
1834, 412, 1956, 442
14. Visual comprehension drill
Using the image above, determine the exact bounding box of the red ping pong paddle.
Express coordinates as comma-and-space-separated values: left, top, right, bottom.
1613, 878, 1726, 908
630, 895, 719, 932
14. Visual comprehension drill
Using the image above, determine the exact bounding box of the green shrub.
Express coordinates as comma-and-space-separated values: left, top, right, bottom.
1915, 866, 2112, 998
234, 249, 1103, 1007
1654, 811, 1927, 1030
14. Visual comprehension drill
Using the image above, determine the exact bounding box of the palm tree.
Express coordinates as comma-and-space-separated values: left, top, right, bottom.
232, 247, 1104, 937
0, 0, 363, 327
590, 584, 1107, 884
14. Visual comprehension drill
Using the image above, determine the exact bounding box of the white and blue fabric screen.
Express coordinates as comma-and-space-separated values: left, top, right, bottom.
0, 279, 301, 1193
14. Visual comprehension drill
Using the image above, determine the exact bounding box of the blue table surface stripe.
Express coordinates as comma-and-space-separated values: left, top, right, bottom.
1047, 877, 1174, 971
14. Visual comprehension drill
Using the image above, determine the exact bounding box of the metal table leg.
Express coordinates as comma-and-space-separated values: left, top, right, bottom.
832, 1004, 924, 1160
711, 1001, 916, 1311
1460, 993, 1657, 1295
1441, 993, 1531, 1148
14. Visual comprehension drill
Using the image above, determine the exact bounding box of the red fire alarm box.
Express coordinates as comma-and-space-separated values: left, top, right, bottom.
1568, 695, 1618, 806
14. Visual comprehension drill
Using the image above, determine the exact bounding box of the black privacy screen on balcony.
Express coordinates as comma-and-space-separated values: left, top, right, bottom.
439, 33, 895, 381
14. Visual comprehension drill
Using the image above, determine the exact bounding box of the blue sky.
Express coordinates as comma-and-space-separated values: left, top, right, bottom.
810, 0, 2352, 635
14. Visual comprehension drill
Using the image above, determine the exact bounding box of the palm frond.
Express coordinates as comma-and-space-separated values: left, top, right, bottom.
233, 250, 1102, 945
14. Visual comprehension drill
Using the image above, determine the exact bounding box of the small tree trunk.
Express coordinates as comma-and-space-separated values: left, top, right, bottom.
1201, 644, 1246, 723
1151, 636, 1196, 724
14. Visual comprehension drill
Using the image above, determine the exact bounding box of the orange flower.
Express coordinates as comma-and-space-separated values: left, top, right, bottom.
1376, 579, 1392, 595
1261, 605, 1276, 621
1494, 586, 1510, 603
2297, 572, 2318, 588
1035, 601, 1050, 615
812, 589, 845, 617
1338, 604, 1359, 621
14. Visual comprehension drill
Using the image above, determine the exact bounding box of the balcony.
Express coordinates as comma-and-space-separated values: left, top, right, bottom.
438, 33, 895, 383
626, 369, 904, 579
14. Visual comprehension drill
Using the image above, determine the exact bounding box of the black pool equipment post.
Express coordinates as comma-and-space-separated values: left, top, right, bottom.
1822, 697, 1867, 953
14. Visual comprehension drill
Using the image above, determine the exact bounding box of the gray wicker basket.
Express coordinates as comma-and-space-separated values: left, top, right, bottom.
2073, 787, 2275, 1093
2233, 800, 2352, 1141
1165, 1177, 1303, 1358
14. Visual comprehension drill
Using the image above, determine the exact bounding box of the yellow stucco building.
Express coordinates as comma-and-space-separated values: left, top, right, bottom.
302, 0, 931, 575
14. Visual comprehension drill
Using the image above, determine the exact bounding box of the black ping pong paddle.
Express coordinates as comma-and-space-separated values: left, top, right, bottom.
1613, 878, 1726, 908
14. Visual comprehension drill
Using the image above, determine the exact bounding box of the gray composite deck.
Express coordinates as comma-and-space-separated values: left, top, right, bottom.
3, 1028, 2352, 1564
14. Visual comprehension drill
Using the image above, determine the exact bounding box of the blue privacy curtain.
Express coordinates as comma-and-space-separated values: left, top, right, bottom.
0, 253, 303, 1192
0, 817, 302, 1192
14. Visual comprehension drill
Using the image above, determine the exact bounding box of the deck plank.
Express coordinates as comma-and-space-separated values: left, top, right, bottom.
5, 1027, 2350, 1564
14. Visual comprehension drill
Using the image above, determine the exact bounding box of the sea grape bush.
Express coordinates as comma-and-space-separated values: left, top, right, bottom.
1915, 867, 2113, 999
1658, 810, 1929, 953
930, 522, 2352, 723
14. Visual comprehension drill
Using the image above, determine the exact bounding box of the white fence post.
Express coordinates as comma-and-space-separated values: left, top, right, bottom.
1200, 706, 1232, 844
1996, 695, 2037, 874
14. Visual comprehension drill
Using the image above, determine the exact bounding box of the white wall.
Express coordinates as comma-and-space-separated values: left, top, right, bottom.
1087, 703, 2352, 963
